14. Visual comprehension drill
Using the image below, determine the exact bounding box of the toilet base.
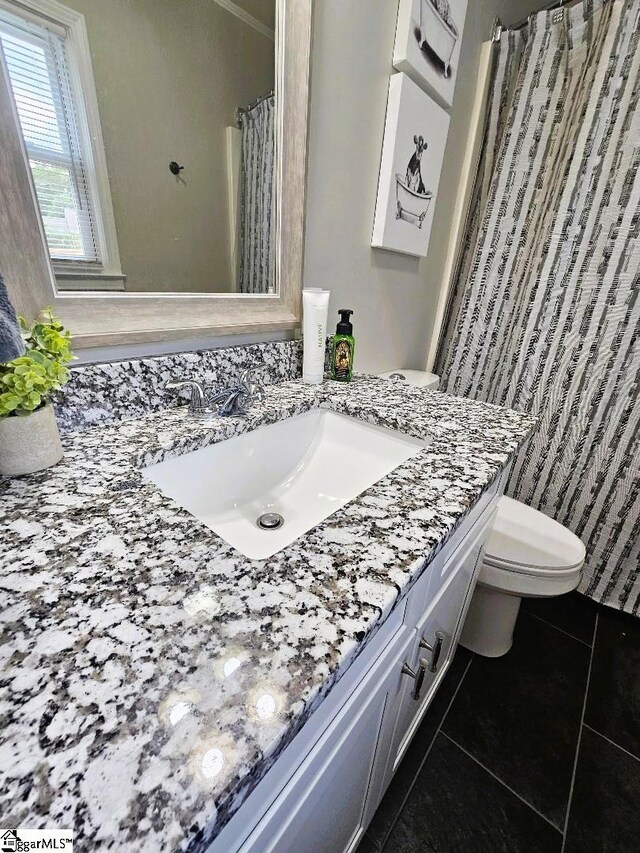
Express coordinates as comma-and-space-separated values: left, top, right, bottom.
460, 584, 522, 658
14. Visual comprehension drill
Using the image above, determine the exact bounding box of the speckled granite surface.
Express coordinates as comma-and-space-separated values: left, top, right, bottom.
55, 339, 303, 434
0, 377, 537, 852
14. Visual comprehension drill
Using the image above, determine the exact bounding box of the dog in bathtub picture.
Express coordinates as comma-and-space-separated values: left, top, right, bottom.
395, 135, 433, 229
414, 0, 459, 79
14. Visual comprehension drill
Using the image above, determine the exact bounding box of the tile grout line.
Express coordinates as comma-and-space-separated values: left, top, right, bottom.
583, 723, 640, 764
440, 730, 563, 834
521, 609, 593, 648
379, 653, 475, 852
560, 610, 599, 852
590, 607, 598, 646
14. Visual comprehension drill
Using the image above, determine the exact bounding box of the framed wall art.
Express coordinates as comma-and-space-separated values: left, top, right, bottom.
394, 0, 468, 108
372, 73, 449, 257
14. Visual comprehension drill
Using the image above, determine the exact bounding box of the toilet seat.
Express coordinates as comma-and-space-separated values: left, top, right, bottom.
484, 496, 585, 574
479, 559, 582, 598
479, 496, 585, 598
483, 553, 583, 577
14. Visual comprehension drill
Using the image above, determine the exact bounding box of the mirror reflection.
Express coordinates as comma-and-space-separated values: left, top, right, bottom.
0, 0, 277, 294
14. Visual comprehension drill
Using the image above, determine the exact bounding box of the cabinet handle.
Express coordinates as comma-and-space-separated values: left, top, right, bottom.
401, 658, 429, 701
419, 631, 445, 673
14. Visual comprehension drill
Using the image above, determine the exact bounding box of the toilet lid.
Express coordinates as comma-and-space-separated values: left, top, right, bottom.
484, 496, 586, 573
378, 370, 440, 389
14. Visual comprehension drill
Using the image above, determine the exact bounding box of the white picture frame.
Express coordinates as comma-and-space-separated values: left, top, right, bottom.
372, 73, 449, 258
393, 0, 468, 109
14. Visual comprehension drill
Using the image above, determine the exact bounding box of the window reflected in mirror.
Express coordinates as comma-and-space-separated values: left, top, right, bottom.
0, 0, 277, 295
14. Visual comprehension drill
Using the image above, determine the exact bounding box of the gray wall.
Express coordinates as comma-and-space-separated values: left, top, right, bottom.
303, 0, 553, 375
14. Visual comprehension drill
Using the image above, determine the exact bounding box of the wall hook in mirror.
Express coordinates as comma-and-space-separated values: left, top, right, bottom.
169, 161, 184, 176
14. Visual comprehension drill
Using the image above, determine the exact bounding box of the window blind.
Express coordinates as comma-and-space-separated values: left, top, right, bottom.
0, 9, 101, 264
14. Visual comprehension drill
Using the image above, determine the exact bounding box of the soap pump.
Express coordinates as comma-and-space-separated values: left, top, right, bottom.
331, 309, 355, 382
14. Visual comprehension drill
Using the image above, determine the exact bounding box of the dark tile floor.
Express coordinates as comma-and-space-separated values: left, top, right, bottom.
359, 592, 640, 853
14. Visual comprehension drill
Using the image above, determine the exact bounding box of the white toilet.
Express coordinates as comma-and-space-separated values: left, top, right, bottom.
380, 370, 586, 658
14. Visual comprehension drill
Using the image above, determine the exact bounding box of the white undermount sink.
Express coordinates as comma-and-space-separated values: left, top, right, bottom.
142, 409, 425, 559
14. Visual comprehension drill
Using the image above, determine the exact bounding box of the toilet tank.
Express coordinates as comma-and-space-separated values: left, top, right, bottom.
379, 370, 440, 390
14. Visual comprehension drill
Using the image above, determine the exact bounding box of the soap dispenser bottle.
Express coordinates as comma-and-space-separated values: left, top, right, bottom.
331, 309, 355, 382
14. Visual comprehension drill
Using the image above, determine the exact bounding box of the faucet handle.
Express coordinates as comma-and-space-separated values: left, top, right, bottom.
240, 366, 266, 400
165, 379, 207, 413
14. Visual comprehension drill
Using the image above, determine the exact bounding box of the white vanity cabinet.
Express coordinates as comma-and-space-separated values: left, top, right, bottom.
379, 512, 495, 789
238, 628, 416, 853
209, 485, 501, 853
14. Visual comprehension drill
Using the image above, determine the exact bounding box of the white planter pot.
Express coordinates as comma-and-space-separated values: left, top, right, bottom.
0, 403, 63, 476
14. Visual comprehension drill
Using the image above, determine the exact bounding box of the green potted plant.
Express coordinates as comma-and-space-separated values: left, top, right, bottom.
0, 309, 74, 476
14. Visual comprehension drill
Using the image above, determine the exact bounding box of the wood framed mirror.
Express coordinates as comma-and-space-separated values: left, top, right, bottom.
0, 0, 312, 348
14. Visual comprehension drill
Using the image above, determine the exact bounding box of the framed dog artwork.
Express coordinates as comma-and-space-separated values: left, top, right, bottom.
372, 73, 450, 257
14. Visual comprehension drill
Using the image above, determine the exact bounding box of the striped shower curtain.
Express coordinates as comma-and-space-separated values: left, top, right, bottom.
436, 0, 640, 614
238, 96, 275, 294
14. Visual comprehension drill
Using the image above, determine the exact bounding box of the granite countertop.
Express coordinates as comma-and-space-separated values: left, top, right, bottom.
0, 377, 537, 852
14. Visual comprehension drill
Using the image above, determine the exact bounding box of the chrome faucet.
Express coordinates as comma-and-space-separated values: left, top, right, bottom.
165, 367, 266, 419
165, 379, 215, 418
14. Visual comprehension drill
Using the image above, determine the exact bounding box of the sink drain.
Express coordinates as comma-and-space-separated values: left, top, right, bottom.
256, 512, 284, 530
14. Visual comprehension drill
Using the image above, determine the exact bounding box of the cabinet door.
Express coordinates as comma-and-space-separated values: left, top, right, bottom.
239, 631, 415, 853
382, 516, 493, 783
